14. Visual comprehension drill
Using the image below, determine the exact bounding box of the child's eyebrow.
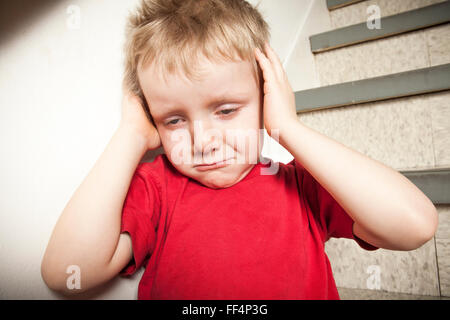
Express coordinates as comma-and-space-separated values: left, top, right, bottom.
154, 92, 249, 119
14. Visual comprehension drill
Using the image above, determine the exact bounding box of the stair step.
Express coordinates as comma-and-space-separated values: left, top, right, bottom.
327, 0, 367, 11
313, 23, 450, 87
400, 167, 450, 205
329, 0, 447, 30
294, 63, 450, 111
337, 287, 446, 300
310, 1, 450, 53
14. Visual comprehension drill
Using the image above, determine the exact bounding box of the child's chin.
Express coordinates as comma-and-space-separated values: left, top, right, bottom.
176, 163, 255, 189
191, 171, 243, 189
204, 182, 233, 189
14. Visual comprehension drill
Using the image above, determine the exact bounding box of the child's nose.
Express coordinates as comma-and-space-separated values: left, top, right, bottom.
191, 119, 222, 159
194, 139, 220, 159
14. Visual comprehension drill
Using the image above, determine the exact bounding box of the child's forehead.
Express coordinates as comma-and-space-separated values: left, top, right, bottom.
141, 56, 253, 84
149, 84, 255, 117
139, 58, 257, 107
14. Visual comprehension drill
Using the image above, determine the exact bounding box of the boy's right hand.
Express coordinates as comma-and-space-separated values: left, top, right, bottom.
119, 90, 161, 150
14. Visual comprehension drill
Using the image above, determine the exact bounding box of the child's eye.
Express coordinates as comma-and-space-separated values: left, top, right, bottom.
165, 107, 239, 126
218, 107, 238, 116
166, 118, 182, 126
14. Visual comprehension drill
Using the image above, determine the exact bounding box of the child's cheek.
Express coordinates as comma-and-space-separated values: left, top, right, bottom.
160, 129, 193, 164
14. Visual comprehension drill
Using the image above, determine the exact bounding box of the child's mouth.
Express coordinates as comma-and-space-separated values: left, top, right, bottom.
194, 158, 234, 171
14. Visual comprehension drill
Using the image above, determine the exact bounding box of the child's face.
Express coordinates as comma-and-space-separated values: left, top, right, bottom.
138, 56, 264, 189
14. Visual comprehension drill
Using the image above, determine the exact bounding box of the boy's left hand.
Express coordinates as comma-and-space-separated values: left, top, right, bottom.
254, 41, 298, 138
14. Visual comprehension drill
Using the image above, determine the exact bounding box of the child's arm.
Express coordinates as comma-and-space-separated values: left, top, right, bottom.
41, 92, 160, 294
279, 121, 437, 250
255, 42, 438, 251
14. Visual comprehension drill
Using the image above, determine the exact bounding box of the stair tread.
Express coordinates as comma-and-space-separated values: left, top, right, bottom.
310, 1, 450, 53
295, 64, 450, 112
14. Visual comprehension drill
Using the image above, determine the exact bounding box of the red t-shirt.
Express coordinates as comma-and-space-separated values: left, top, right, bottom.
119, 154, 378, 299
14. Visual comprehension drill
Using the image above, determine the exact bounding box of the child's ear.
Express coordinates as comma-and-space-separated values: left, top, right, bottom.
146, 101, 157, 129
139, 92, 157, 128
149, 110, 157, 128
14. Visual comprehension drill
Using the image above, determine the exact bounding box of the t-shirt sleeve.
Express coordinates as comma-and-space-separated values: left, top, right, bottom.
119, 165, 161, 276
295, 159, 378, 251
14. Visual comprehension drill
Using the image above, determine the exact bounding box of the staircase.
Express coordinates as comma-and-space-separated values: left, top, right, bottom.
291, 0, 450, 299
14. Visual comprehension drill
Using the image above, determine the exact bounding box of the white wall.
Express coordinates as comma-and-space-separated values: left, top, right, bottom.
0, 0, 323, 299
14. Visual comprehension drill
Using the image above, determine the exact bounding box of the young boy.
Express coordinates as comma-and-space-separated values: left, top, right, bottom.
41, 0, 438, 299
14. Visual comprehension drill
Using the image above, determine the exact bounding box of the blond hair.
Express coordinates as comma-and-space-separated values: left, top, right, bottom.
123, 0, 270, 107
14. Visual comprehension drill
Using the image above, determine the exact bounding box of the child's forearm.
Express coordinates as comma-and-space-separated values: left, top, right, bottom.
41, 124, 148, 292
279, 119, 438, 251
253, 41, 437, 250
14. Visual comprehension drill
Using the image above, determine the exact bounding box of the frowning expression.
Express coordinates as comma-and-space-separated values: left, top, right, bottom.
138, 56, 264, 189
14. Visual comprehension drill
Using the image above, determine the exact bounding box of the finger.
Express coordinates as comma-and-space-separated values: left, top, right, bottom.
254, 47, 276, 83
263, 41, 285, 80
